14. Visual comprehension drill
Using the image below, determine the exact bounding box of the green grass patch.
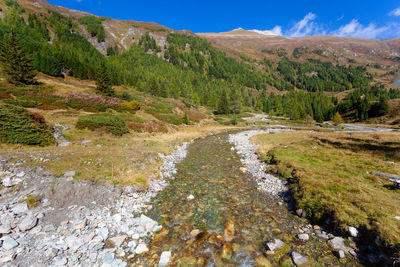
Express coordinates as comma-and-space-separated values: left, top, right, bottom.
76, 113, 129, 136
253, 131, 400, 247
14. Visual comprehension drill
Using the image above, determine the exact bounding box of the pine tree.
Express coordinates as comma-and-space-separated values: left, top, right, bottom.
0, 32, 37, 85
95, 63, 115, 96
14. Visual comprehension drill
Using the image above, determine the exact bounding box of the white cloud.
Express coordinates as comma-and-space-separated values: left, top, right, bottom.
331, 19, 391, 38
287, 12, 321, 37
241, 12, 400, 39
389, 7, 400, 16
250, 26, 283, 36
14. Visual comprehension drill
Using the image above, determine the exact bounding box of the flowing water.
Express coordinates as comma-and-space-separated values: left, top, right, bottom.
137, 132, 361, 266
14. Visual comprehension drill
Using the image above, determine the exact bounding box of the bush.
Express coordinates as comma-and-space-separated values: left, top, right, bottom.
119, 101, 141, 113
76, 113, 129, 136
4, 96, 42, 108
0, 104, 55, 145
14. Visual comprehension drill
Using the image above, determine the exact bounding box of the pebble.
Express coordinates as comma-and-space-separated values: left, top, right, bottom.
297, 233, 309, 241
187, 194, 195, 200
1, 236, 19, 250
291, 251, 308, 265
328, 237, 347, 250
348, 226, 358, 237
336, 250, 346, 259
11, 203, 28, 215
0, 225, 11, 234
135, 243, 149, 254
109, 235, 127, 247
265, 239, 284, 252
18, 214, 38, 232
158, 251, 172, 267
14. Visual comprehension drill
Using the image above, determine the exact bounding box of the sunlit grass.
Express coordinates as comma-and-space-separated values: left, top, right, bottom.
253, 131, 400, 246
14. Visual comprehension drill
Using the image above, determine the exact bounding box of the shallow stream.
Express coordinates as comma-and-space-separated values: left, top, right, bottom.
139, 132, 360, 266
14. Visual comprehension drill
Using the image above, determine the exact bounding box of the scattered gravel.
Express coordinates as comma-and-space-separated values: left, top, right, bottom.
228, 129, 287, 196
0, 140, 193, 266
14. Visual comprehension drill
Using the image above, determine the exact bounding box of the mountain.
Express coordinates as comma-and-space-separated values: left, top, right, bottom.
198, 29, 400, 87
10, 0, 194, 54
0, 0, 399, 124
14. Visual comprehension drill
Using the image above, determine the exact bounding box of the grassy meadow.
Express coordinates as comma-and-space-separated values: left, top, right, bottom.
253, 130, 400, 246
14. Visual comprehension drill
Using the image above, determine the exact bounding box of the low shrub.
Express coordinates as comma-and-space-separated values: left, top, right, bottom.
0, 104, 55, 146
76, 113, 129, 136
119, 101, 141, 113
4, 96, 42, 108
128, 121, 168, 133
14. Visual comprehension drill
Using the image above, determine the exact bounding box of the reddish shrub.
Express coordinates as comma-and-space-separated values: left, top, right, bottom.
0, 91, 12, 99
128, 121, 168, 133
31, 113, 46, 123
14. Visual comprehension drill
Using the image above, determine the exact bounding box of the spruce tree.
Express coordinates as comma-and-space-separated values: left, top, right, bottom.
0, 32, 37, 85
95, 63, 115, 96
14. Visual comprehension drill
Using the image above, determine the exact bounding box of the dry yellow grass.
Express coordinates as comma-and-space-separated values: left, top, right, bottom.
253, 131, 400, 246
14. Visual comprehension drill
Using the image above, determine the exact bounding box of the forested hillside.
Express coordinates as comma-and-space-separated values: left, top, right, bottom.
0, 0, 398, 123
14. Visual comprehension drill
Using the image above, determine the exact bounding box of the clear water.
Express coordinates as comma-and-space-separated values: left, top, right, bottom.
136, 133, 360, 266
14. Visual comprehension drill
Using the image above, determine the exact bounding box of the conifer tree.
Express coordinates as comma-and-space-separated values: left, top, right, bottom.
216, 89, 230, 114
0, 32, 37, 85
95, 63, 115, 96
332, 112, 344, 123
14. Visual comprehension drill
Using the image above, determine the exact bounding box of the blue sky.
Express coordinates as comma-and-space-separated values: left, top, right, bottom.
47, 0, 400, 39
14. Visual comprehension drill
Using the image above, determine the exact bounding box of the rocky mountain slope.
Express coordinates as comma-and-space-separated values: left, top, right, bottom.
199, 28, 400, 87
10, 0, 194, 55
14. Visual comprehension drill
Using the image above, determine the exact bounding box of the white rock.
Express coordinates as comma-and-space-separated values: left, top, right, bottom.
109, 235, 127, 247
135, 243, 149, 254
65, 236, 83, 252
11, 203, 28, 215
297, 233, 309, 241
265, 239, 284, 252
0, 251, 16, 263
18, 214, 38, 232
112, 214, 122, 222
328, 237, 347, 250
291, 251, 308, 265
98, 227, 109, 240
158, 251, 172, 267
187, 195, 195, 200
16, 171, 25, 177
348, 226, 358, 237
74, 218, 87, 230
336, 250, 345, 259
2, 176, 12, 187
0, 225, 11, 234
1, 236, 18, 250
